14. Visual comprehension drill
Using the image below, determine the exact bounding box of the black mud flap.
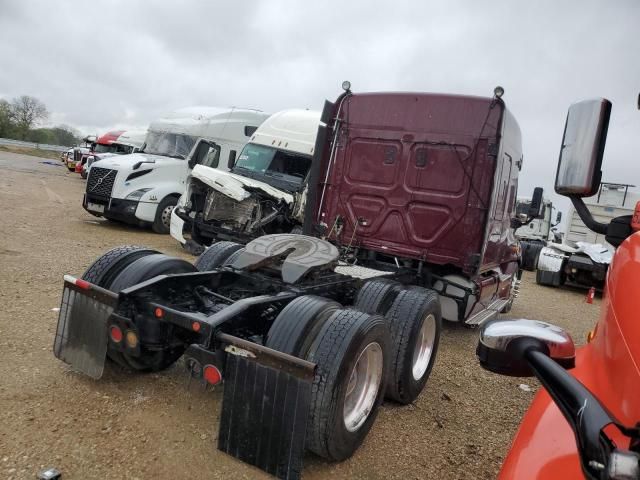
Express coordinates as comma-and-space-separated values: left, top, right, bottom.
217, 337, 314, 480
53, 280, 118, 379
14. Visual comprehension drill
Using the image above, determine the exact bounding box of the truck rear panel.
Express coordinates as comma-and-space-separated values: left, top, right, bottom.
312, 92, 520, 274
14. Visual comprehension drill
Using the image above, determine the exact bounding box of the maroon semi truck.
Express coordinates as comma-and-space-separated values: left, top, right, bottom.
53, 86, 539, 479
304, 85, 538, 325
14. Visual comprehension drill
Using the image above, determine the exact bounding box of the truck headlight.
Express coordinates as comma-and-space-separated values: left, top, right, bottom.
125, 188, 152, 200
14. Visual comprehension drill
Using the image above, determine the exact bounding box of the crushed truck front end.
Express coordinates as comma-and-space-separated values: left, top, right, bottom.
172, 109, 320, 249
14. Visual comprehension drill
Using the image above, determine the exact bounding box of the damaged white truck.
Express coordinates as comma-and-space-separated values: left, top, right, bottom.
170, 109, 320, 252
84, 107, 269, 233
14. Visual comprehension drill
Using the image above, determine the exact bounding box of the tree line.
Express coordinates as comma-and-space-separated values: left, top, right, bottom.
0, 95, 80, 147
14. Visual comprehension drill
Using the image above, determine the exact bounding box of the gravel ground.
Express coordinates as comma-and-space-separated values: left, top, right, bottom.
0, 151, 601, 480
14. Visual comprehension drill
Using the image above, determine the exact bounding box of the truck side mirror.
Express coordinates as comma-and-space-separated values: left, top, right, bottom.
555, 98, 611, 197
528, 187, 544, 218
556, 211, 562, 224
228, 150, 237, 169
476, 319, 576, 377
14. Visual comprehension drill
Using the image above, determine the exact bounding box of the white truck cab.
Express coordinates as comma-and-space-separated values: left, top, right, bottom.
171, 109, 321, 249
83, 129, 147, 179
83, 107, 269, 233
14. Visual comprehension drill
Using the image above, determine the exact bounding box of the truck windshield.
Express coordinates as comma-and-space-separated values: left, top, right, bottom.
94, 143, 133, 154
142, 131, 197, 159
233, 144, 311, 184
94, 144, 113, 153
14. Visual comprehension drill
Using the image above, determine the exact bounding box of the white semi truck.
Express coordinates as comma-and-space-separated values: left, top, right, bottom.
82, 129, 148, 179
83, 107, 269, 233
515, 197, 562, 270
537, 182, 637, 288
171, 109, 320, 252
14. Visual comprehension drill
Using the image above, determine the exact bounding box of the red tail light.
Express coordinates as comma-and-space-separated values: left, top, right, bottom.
203, 365, 222, 385
109, 325, 123, 343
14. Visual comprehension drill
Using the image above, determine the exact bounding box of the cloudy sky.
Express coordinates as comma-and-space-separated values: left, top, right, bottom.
1, 0, 638, 208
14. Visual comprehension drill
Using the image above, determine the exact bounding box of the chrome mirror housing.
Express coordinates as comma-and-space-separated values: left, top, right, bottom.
477, 319, 576, 377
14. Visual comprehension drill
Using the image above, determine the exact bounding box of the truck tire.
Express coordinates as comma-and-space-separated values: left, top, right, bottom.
152, 196, 178, 234
305, 309, 390, 461
223, 247, 245, 266
265, 295, 340, 357
194, 241, 244, 271
107, 254, 197, 372
354, 278, 403, 315
520, 241, 533, 271
82, 245, 159, 288
383, 287, 441, 405
520, 241, 544, 271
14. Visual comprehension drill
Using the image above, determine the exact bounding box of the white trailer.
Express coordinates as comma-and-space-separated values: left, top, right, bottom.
83, 107, 269, 233
565, 182, 638, 249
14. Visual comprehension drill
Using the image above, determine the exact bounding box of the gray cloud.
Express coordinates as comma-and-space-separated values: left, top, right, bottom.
1, 0, 638, 207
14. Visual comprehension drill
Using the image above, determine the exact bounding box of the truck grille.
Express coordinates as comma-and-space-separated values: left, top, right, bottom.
87, 167, 117, 198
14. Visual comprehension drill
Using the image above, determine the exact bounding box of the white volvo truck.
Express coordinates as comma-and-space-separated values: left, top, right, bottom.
171, 109, 321, 252
83, 107, 269, 233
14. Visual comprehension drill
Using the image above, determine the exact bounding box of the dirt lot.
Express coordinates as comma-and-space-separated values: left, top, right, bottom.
0, 151, 601, 480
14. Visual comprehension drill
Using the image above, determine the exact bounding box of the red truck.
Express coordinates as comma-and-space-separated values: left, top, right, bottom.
71, 130, 126, 175
53, 85, 539, 479
477, 98, 640, 479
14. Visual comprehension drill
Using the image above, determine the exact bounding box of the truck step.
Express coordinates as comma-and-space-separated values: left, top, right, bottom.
465, 298, 510, 326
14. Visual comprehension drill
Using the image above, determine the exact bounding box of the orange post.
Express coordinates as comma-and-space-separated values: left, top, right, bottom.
586, 287, 595, 304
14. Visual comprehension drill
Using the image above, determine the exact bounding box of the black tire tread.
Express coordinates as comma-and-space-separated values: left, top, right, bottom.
354, 278, 403, 315
385, 286, 441, 404
194, 241, 244, 271
82, 245, 158, 287
265, 295, 340, 356
223, 247, 246, 266
152, 196, 178, 234
306, 309, 388, 460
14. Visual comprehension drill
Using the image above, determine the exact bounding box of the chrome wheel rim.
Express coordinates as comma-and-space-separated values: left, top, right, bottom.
343, 342, 383, 432
412, 313, 436, 381
161, 205, 174, 228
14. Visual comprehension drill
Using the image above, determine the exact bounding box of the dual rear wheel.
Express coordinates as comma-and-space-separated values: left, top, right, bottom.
264, 279, 441, 461
82, 245, 195, 372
